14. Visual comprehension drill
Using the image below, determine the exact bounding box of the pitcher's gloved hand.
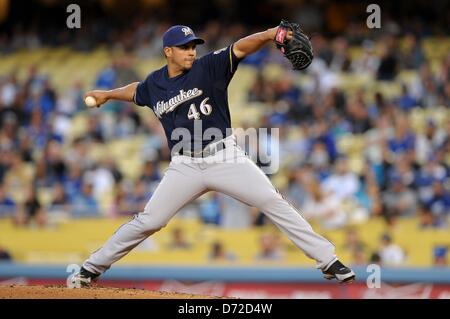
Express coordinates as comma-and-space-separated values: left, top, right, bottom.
274, 20, 314, 70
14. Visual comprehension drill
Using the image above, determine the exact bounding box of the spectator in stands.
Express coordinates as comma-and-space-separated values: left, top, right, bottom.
356, 163, 383, 217
114, 104, 141, 138
208, 241, 237, 262
24, 109, 49, 151
418, 203, 433, 228
43, 140, 67, 182
255, 232, 285, 262
274, 75, 301, 109
5, 151, 33, 194
346, 96, 372, 134
63, 162, 83, 202
350, 39, 379, 76
0, 246, 12, 261
95, 61, 118, 90
115, 55, 140, 87
65, 137, 93, 170
364, 114, 392, 166
0, 182, 16, 217
0, 112, 20, 150
308, 121, 338, 165
307, 141, 331, 174
321, 156, 360, 201
23, 76, 55, 121
367, 92, 385, 121
217, 193, 253, 229
167, 227, 192, 250
442, 121, 450, 143
83, 160, 115, 200
70, 181, 101, 217
0, 97, 25, 139
422, 77, 441, 108
33, 157, 56, 188
135, 22, 171, 58
107, 183, 131, 217
85, 114, 104, 143
378, 233, 406, 266
329, 37, 351, 72
127, 180, 150, 214
103, 157, 123, 184
388, 156, 415, 189
14, 185, 46, 227
352, 246, 367, 266
48, 182, 68, 215
295, 92, 315, 123
55, 81, 85, 116
387, 115, 415, 157
18, 134, 34, 163
303, 181, 347, 229
382, 176, 418, 224
310, 33, 332, 64
267, 100, 290, 126
240, 46, 270, 68
140, 160, 161, 192
439, 139, 450, 169
344, 227, 366, 256
0, 74, 18, 108
0, 149, 13, 184
400, 33, 425, 70
415, 157, 447, 203
376, 37, 399, 81
247, 72, 273, 103
199, 192, 221, 225
418, 203, 445, 229
415, 119, 446, 164
443, 81, 450, 106
433, 246, 448, 267
438, 53, 450, 88
286, 165, 312, 209
416, 63, 440, 107
397, 84, 418, 111
369, 252, 381, 265
423, 180, 450, 227
39, 77, 56, 119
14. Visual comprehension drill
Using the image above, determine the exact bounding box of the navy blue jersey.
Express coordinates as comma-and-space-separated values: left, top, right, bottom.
134, 45, 242, 153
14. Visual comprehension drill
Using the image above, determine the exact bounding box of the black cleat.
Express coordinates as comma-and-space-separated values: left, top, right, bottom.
68, 267, 99, 288
322, 260, 356, 283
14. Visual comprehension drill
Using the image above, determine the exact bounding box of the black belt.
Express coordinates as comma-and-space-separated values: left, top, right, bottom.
179, 142, 227, 158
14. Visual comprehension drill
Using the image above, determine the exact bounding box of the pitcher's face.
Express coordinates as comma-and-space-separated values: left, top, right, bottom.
165, 41, 197, 71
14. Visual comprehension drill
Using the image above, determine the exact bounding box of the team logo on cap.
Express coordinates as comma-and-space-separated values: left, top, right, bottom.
181, 27, 193, 36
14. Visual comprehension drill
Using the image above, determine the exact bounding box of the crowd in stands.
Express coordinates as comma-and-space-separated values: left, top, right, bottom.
0, 15, 449, 267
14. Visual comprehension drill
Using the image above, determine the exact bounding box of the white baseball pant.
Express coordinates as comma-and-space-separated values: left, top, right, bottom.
83, 136, 337, 274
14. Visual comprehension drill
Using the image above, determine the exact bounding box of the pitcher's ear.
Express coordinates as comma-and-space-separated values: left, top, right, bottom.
163, 47, 172, 58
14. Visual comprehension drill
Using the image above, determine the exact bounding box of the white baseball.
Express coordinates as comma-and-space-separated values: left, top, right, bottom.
85, 96, 97, 108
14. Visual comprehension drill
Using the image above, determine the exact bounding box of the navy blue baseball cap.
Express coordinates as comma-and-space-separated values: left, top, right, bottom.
163, 25, 205, 48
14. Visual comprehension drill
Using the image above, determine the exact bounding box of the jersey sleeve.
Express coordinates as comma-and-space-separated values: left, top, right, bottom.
199, 44, 242, 87
133, 75, 151, 107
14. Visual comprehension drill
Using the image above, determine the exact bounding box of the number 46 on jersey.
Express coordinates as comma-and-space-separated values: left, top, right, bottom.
187, 98, 212, 120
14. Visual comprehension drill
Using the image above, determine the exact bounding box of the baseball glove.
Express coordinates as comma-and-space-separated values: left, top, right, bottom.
274, 20, 313, 70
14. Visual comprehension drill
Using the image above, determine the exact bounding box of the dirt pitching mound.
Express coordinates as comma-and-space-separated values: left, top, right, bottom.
0, 285, 229, 299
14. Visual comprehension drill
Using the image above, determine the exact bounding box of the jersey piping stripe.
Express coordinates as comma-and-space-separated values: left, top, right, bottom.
276, 188, 336, 249
229, 45, 233, 73
275, 188, 306, 219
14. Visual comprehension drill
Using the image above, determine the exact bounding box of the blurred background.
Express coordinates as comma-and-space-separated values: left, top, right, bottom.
0, 0, 449, 298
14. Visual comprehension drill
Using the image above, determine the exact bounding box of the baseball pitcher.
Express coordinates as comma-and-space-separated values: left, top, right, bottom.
70, 21, 355, 287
